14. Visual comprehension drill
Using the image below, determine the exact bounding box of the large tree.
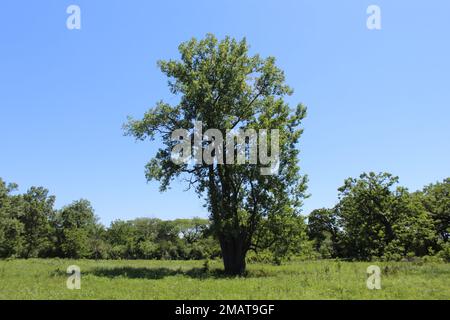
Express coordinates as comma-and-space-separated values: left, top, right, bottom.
125, 34, 307, 274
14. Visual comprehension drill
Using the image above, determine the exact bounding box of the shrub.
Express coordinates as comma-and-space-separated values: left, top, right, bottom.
437, 243, 450, 262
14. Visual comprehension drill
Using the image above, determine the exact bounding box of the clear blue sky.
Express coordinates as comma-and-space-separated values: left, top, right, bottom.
1, 0, 449, 225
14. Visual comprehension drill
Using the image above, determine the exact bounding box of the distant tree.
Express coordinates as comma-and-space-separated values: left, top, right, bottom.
132, 218, 159, 243
156, 220, 180, 243
106, 220, 137, 259
20, 187, 56, 258
419, 178, 450, 243
174, 218, 209, 244
0, 179, 24, 258
254, 213, 308, 264
336, 172, 400, 259
89, 224, 109, 260
336, 172, 437, 260
307, 208, 341, 258
383, 189, 437, 258
58, 199, 97, 230
56, 199, 99, 258
125, 34, 308, 274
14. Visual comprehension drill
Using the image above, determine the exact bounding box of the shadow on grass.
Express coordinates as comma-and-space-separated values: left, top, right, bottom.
51, 264, 281, 280
85, 267, 235, 280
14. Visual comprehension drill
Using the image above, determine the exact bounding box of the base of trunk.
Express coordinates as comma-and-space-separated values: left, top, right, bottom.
223, 258, 246, 276
220, 238, 247, 276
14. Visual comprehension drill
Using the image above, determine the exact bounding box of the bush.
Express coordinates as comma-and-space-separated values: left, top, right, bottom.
138, 241, 158, 259
437, 243, 450, 262
110, 245, 128, 260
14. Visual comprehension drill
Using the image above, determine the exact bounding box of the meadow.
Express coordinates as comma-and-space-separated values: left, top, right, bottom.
0, 259, 449, 300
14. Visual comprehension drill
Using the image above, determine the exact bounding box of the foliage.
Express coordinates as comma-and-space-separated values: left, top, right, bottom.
437, 242, 450, 262
0, 179, 24, 258
125, 34, 308, 274
0, 172, 448, 263
0, 178, 218, 261
306, 172, 447, 261
307, 208, 341, 258
417, 178, 449, 243
19, 187, 56, 258
55, 199, 100, 258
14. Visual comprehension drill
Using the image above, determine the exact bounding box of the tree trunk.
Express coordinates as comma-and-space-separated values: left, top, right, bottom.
220, 236, 247, 276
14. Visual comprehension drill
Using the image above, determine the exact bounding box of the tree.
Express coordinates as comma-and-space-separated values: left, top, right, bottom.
0, 179, 24, 258
336, 172, 436, 260
383, 189, 437, 258
125, 34, 308, 274
336, 172, 401, 259
20, 187, 56, 258
174, 218, 209, 244
254, 212, 308, 264
106, 220, 137, 259
419, 178, 450, 243
56, 199, 99, 258
307, 208, 341, 258
89, 224, 109, 260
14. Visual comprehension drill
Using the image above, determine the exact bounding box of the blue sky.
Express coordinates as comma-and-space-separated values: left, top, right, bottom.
0, 0, 449, 225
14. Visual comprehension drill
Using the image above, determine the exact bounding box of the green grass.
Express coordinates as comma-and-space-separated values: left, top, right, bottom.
0, 259, 449, 299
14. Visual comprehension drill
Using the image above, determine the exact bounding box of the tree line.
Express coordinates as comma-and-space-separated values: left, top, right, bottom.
0, 178, 220, 260
0, 172, 448, 262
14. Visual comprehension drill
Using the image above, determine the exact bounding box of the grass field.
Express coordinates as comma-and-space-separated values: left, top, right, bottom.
0, 259, 449, 300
